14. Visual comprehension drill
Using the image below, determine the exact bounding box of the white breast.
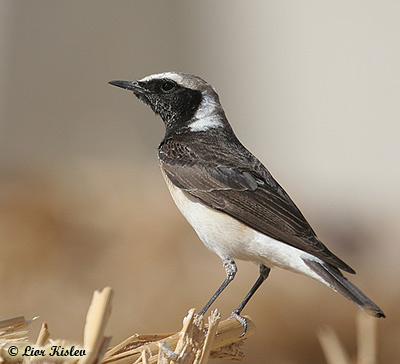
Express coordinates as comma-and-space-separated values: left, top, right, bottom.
161, 168, 324, 283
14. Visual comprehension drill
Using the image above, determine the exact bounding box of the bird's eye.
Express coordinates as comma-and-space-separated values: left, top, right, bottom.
161, 81, 176, 92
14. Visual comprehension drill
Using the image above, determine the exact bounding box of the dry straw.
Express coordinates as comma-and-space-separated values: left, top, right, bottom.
317, 311, 379, 364
0, 287, 380, 363
0, 287, 254, 364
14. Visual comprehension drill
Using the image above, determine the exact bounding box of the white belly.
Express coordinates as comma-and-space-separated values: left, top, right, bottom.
161, 169, 324, 282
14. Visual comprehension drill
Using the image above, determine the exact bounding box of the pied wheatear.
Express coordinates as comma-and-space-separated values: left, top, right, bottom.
109, 72, 385, 333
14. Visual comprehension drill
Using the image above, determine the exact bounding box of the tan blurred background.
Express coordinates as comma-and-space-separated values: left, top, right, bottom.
1, 1, 399, 363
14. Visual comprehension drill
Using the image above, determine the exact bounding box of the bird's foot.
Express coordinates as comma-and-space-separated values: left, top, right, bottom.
229, 311, 247, 337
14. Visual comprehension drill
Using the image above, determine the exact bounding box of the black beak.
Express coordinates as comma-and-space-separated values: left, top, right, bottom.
108, 80, 144, 94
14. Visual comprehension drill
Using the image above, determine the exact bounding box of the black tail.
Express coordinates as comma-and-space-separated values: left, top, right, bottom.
303, 258, 385, 318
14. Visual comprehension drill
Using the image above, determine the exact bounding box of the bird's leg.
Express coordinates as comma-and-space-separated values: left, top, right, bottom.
230, 264, 271, 337
199, 259, 237, 316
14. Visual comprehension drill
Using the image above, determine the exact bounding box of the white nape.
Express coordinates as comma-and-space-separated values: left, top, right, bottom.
189, 93, 223, 132
189, 116, 223, 132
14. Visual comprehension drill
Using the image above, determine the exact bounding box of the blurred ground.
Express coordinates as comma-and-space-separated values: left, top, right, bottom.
1, 1, 399, 363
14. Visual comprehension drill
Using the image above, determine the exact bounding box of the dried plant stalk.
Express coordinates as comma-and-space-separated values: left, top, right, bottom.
357, 312, 377, 364
80, 286, 113, 364
0, 316, 36, 335
0, 289, 254, 364
0, 316, 36, 346
103, 310, 255, 364
103, 334, 174, 361
36, 323, 50, 347
174, 308, 196, 360
317, 325, 351, 364
197, 310, 221, 364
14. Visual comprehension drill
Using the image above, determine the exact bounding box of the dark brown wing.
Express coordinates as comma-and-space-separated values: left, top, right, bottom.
159, 137, 355, 274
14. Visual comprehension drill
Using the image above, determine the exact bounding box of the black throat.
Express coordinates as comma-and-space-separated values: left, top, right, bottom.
163, 88, 203, 135
135, 79, 203, 135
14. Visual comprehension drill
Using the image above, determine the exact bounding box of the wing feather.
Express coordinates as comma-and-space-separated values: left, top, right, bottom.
159, 137, 355, 273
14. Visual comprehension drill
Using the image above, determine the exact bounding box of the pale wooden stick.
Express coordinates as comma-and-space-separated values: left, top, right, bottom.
0, 316, 37, 333
102, 314, 255, 364
357, 312, 377, 364
104, 334, 173, 361
98, 337, 113, 364
0, 316, 26, 330
174, 308, 195, 359
317, 325, 351, 364
0, 316, 37, 343
79, 287, 113, 364
36, 322, 50, 346
141, 349, 149, 364
197, 310, 221, 364
157, 341, 170, 364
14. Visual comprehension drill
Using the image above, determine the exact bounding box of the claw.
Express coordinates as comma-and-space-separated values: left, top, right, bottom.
229, 311, 248, 337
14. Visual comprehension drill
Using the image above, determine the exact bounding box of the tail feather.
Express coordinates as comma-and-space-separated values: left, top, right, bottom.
303, 258, 385, 318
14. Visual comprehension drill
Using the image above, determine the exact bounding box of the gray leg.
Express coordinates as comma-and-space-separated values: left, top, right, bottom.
230, 264, 271, 336
199, 259, 237, 316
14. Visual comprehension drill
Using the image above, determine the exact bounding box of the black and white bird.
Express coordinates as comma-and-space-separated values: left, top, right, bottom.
109, 72, 385, 332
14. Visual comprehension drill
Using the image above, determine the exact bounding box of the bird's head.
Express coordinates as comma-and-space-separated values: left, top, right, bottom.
109, 72, 227, 134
